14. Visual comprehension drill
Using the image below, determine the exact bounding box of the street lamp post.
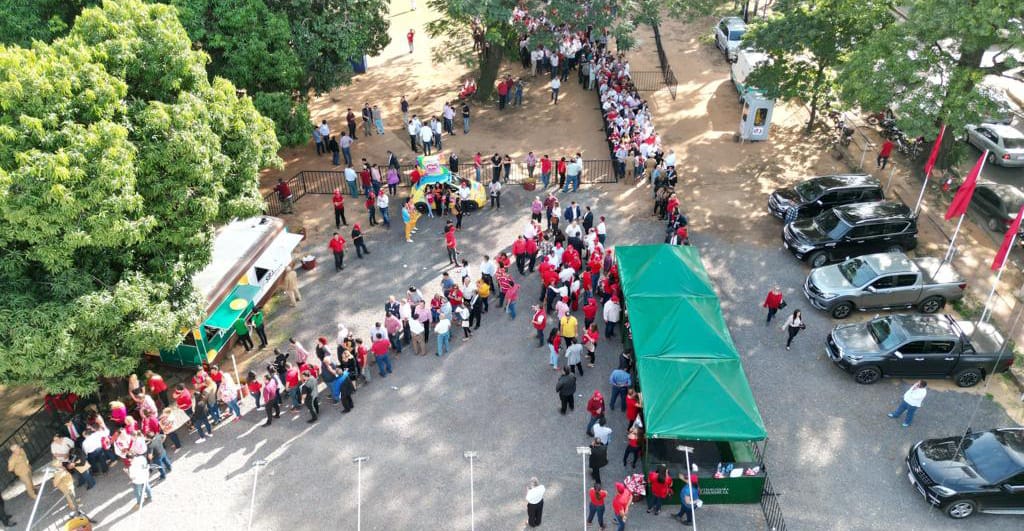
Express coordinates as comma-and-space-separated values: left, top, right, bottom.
353, 456, 369, 531
677, 445, 697, 531
25, 467, 53, 531
576, 446, 591, 531
464, 451, 478, 531
247, 459, 268, 530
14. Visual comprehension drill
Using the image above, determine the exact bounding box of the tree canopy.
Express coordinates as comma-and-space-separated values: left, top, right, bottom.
0, 0, 280, 394
743, 0, 894, 132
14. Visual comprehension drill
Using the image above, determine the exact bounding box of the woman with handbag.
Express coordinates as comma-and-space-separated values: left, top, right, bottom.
762, 286, 785, 325
780, 309, 806, 351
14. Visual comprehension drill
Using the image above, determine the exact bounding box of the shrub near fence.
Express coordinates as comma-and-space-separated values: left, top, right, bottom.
262, 160, 620, 216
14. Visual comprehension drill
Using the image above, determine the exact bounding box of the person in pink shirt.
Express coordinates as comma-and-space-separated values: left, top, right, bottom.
261, 373, 280, 427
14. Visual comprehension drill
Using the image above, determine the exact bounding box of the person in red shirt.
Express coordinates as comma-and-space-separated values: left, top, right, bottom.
172, 384, 194, 416
625, 388, 642, 425
523, 236, 539, 273
328, 232, 346, 272
246, 371, 263, 410
582, 323, 599, 366
512, 236, 527, 274
445, 226, 458, 265
540, 154, 553, 188
332, 188, 347, 228
647, 465, 673, 515
586, 391, 604, 435
407, 29, 415, 54
497, 77, 510, 109
531, 305, 547, 347
556, 157, 567, 189
365, 192, 378, 226
877, 139, 894, 169
612, 482, 632, 528
285, 362, 301, 410
371, 333, 393, 377
588, 483, 608, 529
762, 286, 784, 324
145, 370, 169, 409
582, 296, 598, 329
274, 178, 293, 214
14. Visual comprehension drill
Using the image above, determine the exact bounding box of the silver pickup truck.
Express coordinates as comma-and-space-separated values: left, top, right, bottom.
804, 252, 966, 319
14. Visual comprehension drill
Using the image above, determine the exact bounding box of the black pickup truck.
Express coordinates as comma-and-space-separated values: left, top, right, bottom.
825, 314, 1013, 387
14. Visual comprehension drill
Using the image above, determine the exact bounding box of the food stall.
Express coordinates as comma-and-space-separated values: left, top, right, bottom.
616, 245, 768, 505
158, 216, 303, 367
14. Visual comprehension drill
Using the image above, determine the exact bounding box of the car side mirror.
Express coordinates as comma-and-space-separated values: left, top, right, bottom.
893, 351, 904, 359
866, 286, 876, 293
815, 200, 823, 206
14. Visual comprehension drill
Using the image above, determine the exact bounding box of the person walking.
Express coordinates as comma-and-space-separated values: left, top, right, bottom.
888, 380, 928, 427
299, 371, 320, 423
261, 373, 280, 427
372, 105, 384, 135
352, 224, 370, 258
608, 368, 631, 412
673, 473, 700, 525
0, 495, 15, 527
505, 279, 519, 319
435, 314, 452, 356
445, 225, 459, 265
7, 443, 36, 499
531, 305, 547, 347
556, 367, 577, 414
566, 342, 584, 376
53, 462, 83, 513
586, 390, 605, 435
488, 179, 502, 209
550, 77, 561, 104
877, 139, 895, 169
612, 482, 632, 531
282, 263, 302, 307
646, 464, 673, 515
332, 188, 348, 228
128, 454, 153, 509
526, 477, 546, 527
251, 307, 268, 349
762, 286, 784, 325
407, 29, 415, 53
780, 309, 805, 350
419, 122, 434, 155
274, 178, 294, 214
328, 232, 346, 272
587, 483, 608, 530
312, 125, 323, 156
589, 437, 608, 484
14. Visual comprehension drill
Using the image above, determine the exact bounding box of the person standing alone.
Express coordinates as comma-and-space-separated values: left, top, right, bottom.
526, 477, 546, 527
888, 380, 927, 427
556, 367, 577, 414
762, 286, 784, 325
328, 232, 346, 272
407, 29, 415, 54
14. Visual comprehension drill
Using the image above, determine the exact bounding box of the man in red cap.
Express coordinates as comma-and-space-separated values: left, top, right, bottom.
328, 232, 346, 271
612, 482, 632, 529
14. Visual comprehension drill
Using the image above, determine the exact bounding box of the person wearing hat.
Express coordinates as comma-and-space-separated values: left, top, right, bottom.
7, 443, 36, 499
602, 295, 621, 339
673, 471, 701, 525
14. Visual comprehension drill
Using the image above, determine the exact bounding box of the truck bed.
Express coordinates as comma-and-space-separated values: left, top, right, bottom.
913, 257, 963, 285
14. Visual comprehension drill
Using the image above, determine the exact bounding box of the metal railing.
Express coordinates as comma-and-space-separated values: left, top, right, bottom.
752, 441, 788, 531
0, 405, 65, 491
262, 159, 620, 216
651, 23, 679, 100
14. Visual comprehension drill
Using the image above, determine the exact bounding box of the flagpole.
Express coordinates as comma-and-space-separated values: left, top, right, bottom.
941, 151, 988, 263
915, 125, 947, 216
913, 175, 929, 216
980, 229, 1017, 324
942, 214, 966, 264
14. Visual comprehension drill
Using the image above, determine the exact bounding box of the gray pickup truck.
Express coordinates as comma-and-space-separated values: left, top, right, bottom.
804, 252, 965, 319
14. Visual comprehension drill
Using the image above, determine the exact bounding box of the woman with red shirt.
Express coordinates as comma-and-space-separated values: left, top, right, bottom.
762, 286, 784, 324
145, 370, 169, 409
587, 483, 608, 529
625, 388, 642, 426
623, 426, 642, 468
646, 464, 673, 515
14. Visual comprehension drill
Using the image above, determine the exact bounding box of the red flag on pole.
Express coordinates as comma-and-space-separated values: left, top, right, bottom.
923, 124, 946, 180
992, 205, 1024, 270
944, 151, 986, 220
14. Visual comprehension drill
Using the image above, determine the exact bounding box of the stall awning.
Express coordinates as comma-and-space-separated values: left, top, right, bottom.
638, 357, 767, 441
205, 284, 260, 329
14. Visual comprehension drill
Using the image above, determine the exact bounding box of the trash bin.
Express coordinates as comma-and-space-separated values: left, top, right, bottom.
301, 255, 317, 270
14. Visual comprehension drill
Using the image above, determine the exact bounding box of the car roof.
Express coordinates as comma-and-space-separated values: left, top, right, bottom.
977, 123, 1024, 139
833, 201, 913, 224
721, 17, 746, 29
806, 174, 879, 189
888, 314, 958, 339
977, 181, 1024, 204
858, 252, 915, 274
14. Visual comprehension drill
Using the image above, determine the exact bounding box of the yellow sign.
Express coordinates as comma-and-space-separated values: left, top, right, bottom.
229, 298, 248, 310
207, 349, 218, 362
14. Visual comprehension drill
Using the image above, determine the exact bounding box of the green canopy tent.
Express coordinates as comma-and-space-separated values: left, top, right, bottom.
616, 245, 768, 504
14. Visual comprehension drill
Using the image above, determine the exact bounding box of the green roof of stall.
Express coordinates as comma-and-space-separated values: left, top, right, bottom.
205, 284, 260, 329
616, 245, 766, 441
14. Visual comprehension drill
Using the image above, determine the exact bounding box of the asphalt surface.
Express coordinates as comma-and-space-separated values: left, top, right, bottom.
8, 183, 1020, 531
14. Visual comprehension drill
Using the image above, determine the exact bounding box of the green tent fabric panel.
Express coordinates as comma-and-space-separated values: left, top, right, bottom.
616, 245, 718, 299
627, 296, 740, 360
204, 284, 261, 329
637, 358, 767, 441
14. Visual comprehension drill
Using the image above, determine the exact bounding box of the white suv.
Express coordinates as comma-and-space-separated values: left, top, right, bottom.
714, 17, 747, 62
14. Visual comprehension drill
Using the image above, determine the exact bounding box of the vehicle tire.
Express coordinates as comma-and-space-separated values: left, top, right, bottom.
415, 202, 428, 214
944, 499, 976, 519
987, 217, 1002, 232
918, 296, 945, 314
986, 151, 997, 165
886, 245, 903, 253
954, 368, 983, 388
830, 302, 854, 319
867, 116, 879, 126
853, 366, 881, 385
808, 252, 829, 268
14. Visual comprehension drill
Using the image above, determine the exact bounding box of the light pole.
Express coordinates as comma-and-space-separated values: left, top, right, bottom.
677, 445, 697, 531
576, 446, 591, 531
353, 456, 369, 531
463, 451, 478, 531
246, 459, 268, 530
25, 467, 53, 531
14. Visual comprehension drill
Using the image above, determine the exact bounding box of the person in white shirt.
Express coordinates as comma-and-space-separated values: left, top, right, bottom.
408, 317, 426, 355
664, 148, 677, 168
550, 77, 561, 104
318, 120, 330, 141
526, 477, 546, 527
431, 118, 443, 150
523, 221, 538, 240
592, 417, 613, 445
603, 296, 621, 338
128, 454, 153, 508
888, 381, 928, 427
435, 316, 452, 356
419, 123, 434, 155
344, 165, 358, 196
407, 119, 419, 152
596, 217, 607, 245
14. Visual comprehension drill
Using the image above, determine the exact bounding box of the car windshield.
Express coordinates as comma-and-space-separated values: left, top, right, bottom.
794, 180, 826, 201
729, 29, 745, 41
867, 318, 902, 350
994, 187, 1024, 213
838, 258, 877, 287
812, 211, 849, 239
962, 432, 1024, 483
1004, 137, 1024, 149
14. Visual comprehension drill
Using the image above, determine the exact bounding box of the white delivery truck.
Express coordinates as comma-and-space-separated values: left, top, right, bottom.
730, 49, 769, 102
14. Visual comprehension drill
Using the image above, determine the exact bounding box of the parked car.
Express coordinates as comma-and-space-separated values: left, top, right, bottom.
907, 428, 1024, 519
825, 314, 1012, 387
714, 17, 746, 61
730, 48, 769, 101
782, 201, 918, 267
768, 174, 883, 221
965, 123, 1024, 167
968, 181, 1024, 232
804, 252, 965, 319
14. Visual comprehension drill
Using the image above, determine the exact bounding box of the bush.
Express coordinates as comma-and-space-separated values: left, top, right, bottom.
253, 91, 311, 148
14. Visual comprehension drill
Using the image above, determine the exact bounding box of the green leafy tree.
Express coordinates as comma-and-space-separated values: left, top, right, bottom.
743, 0, 894, 133
0, 0, 280, 394
0, 0, 95, 46
838, 0, 1024, 167
268, 0, 392, 95
426, 0, 633, 101
253, 91, 312, 148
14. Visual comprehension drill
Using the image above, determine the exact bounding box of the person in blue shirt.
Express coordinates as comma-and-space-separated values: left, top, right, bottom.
608, 368, 631, 411
673, 474, 700, 525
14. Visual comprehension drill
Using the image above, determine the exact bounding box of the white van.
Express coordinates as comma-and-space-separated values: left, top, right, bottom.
714, 17, 747, 61
731, 49, 769, 100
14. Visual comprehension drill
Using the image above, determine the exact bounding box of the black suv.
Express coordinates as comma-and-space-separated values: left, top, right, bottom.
782, 201, 917, 267
907, 428, 1024, 519
768, 174, 884, 220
